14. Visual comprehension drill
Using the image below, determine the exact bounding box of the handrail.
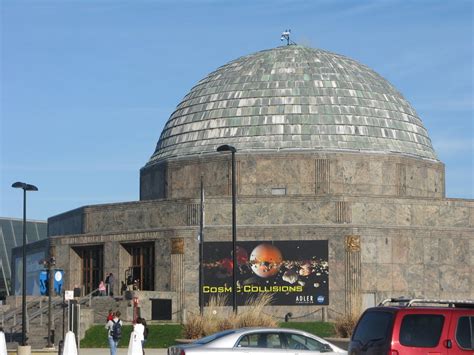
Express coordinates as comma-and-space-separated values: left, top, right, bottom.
3, 287, 116, 345
1, 297, 44, 325
2, 288, 100, 330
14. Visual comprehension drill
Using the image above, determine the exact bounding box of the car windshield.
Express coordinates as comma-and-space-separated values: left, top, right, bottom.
194, 329, 236, 344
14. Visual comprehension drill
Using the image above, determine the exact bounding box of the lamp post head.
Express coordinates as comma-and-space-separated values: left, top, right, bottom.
216, 144, 236, 153
12, 181, 38, 191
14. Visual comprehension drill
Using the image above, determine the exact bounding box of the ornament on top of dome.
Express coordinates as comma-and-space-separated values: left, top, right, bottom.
280, 29, 296, 46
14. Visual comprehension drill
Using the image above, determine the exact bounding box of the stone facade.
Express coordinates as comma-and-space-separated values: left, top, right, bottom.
141, 152, 445, 201
49, 151, 473, 321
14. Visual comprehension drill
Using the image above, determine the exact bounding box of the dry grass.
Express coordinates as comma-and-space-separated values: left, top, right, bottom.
235, 293, 277, 328
182, 313, 205, 340
183, 293, 277, 339
334, 313, 358, 338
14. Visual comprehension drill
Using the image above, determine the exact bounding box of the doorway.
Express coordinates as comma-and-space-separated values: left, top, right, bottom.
75, 245, 104, 295
124, 242, 154, 291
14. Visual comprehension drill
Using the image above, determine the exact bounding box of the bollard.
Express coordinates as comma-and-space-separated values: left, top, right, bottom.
0, 330, 7, 355
17, 345, 31, 355
322, 307, 328, 322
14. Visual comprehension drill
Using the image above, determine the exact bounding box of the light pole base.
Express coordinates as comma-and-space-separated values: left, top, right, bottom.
17, 345, 32, 355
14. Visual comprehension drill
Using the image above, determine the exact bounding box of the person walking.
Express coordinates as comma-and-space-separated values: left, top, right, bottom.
105, 311, 122, 355
107, 309, 114, 322
141, 318, 149, 355
127, 318, 144, 355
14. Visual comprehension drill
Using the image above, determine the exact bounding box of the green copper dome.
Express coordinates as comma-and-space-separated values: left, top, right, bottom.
147, 45, 437, 165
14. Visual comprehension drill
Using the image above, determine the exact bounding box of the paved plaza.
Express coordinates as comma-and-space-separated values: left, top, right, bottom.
7, 349, 168, 355
79, 349, 167, 355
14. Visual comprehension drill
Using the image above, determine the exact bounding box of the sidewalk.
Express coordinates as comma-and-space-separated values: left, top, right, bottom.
7, 349, 168, 355
80, 350, 167, 355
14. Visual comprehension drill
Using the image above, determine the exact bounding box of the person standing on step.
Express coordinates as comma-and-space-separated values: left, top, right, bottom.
105, 311, 122, 355
99, 280, 106, 296
105, 273, 110, 296
108, 272, 115, 297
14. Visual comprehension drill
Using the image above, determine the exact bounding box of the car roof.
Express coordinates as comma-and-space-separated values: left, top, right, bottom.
228, 327, 326, 340
366, 306, 474, 313
377, 298, 474, 308
234, 327, 313, 335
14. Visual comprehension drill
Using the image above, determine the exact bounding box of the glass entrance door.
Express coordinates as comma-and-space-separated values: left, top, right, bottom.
126, 243, 154, 291
78, 246, 104, 295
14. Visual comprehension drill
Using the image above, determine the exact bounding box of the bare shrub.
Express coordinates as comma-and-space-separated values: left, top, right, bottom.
236, 293, 277, 328
183, 293, 278, 339
216, 312, 238, 331
182, 312, 204, 339
202, 294, 234, 335
334, 314, 358, 338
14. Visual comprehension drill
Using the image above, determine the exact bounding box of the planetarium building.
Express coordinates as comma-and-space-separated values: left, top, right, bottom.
49, 45, 474, 321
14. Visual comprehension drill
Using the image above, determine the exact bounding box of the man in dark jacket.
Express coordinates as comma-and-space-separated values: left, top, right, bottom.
108, 273, 115, 297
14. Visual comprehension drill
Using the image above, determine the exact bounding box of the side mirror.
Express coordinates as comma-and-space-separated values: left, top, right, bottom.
320, 343, 333, 353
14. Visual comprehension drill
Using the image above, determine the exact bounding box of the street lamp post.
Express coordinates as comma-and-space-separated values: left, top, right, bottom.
43, 255, 55, 348
11, 182, 38, 348
216, 145, 237, 313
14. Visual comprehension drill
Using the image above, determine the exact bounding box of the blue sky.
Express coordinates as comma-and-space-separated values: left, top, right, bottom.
1, 0, 473, 221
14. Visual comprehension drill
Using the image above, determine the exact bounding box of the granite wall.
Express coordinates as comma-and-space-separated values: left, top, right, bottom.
48, 149, 472, 321
140, 151, 445, 201
50, 193, 473, 321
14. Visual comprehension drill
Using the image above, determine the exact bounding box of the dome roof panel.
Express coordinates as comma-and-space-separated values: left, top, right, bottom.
147, 46, 438, 164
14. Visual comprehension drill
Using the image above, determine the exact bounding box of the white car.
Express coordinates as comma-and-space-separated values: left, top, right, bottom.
168, 327, 347, 354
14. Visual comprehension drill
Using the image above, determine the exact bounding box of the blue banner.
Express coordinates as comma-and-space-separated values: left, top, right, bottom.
39, 270, 49, 296
53, 269, 64, 295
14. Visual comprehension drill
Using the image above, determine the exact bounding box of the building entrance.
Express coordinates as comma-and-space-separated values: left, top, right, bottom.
75, 245, 104, 295
124, 242, 154, 291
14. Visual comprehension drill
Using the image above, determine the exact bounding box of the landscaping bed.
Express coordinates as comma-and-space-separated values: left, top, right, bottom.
80, 322, 335, 348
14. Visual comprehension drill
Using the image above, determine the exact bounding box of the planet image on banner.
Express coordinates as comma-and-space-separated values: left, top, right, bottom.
249, 243, 283, 278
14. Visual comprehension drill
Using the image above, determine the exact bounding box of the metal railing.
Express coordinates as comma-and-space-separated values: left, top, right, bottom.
1, 288, 100, 342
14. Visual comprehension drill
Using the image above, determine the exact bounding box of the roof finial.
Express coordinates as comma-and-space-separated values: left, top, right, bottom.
280, 29, 296, 45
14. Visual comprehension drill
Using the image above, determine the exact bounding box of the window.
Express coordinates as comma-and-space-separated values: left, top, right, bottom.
456, 316, 474, 350
285, 333, 325, 351
266, 333, 283, 349
400, 314, 444, 347
237, 333, 282, 349
352, 311, 393, 346
237, 334, 255, 348
194, 329, 235, 345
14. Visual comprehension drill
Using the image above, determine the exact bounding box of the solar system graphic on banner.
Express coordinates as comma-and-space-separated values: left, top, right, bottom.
202, 240, 328, 305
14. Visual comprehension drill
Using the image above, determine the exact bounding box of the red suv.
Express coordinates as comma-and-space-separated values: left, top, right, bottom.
348, 298, 474, 354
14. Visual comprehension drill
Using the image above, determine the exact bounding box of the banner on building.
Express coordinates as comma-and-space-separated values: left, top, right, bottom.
202, 240, 329, 306
53, 269, 64, 295
39, 270, 48, 296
